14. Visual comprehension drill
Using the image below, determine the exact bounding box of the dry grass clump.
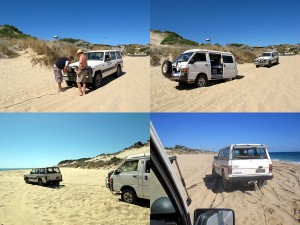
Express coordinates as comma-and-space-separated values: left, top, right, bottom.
0, 43, 19, 58
151, 45, 267, 66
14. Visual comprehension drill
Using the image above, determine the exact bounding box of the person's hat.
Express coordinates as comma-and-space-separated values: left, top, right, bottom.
77, 49, 83, 54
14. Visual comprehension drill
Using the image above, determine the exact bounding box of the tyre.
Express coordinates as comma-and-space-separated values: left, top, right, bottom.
121, 189, 137, 204
212, 168, 218, 178
92, 72, 102, 89
66, 81, 75, 87
161, 60, 172, 76
222, 171, 232, 191
25, 178, 29, 184
268, 61, 272, 68
276, 58, 279, 65
194, 75, 208, 87
115, 65, 122, 77
256, 65, 259, 68
257, 180, 266, 189
38, 179, 44, 186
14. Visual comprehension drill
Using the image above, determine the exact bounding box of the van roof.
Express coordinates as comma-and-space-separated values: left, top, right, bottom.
232, 144, 266, 148
127, 153, 150, 159
184, 49, 233, 55
85, 50, 120, 53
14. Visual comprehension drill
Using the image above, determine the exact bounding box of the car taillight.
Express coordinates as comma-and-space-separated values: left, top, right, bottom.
109, 178, 113, 184
181, 68, 189, 73
228, 165, 232, 175
269, 164, 272, 173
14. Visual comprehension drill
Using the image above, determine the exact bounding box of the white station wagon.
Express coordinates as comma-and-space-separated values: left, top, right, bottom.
162, 49, 238, 87
63, 50, 123, 89
212, 144, 273, 190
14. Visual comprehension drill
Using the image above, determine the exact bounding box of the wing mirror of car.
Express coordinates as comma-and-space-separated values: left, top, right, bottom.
194, 208, 235, 225
114, 170, 121, 175
214, 156, 218, 160
189, 58, 196, 64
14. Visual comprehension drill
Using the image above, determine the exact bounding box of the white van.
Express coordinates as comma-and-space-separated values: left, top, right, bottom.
212, 144, 273, 190
108, 153, 150, 204
161, 49, 238, 87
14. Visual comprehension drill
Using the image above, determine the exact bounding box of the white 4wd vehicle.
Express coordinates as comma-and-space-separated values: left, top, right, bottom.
162, 49, 238, 87
24, 167, 62, 186
108, 153, 150, 204
63, 50, 123, 89
254, 50, 279, 68
212, 144, 273, 190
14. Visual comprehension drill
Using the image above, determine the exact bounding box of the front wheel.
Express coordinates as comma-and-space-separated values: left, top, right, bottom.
195, 75, 208, 87
92, 73, 102, 89
276, 58, 279, 65
25, 178, 29, 184
256, 65, 259, 68
66, 81, 75, 87
268, 61, 272, 68
161, 60, 172, 76
121, 189, 137, 204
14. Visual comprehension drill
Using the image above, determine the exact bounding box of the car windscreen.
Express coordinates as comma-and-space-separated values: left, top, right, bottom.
85, 52, 104, 60
232, 148, 267, 159
173, 52, 194, 63
262, 53, 271, 56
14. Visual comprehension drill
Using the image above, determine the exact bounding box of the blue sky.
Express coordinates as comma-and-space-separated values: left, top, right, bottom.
1, 0, 149, 45
151, 0, 300, 46
0, 113, 149, 168
151, 113, 300, 152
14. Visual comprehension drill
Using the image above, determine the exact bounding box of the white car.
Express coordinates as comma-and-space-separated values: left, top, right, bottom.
63, 50, 123, 89
108, 153, 150, 204
24, 167, 63, 186
161, 49, 238, 87
254, 50, 279, 68
212, 144, 273, 190
150, 122, 235, 225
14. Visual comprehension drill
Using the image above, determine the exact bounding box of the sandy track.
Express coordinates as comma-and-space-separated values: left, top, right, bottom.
172, 154, 300, 225
0, 52, 149, 112
0, 168, 150, 225
151, 55, 300, 112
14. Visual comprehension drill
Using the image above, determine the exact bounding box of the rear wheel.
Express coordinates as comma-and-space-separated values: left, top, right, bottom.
257, 180, 266, 189
222, 171, 232, 191
195, 75, 208, 87
161, 60, 172, 76
121, 189, 137, 204
92, 72, 102, 89
38, 179, 44, 186
115, 65, 122, 77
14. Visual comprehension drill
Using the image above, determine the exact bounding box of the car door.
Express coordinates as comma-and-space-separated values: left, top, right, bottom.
102, 52, 113, 78
189, 52, 210, 81
222, 54, 237, 78
139, 159, 150, 199
113, 159, 139, 192
109, 51, 118, 74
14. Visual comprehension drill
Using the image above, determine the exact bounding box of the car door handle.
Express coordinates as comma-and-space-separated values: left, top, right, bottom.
133, 175, 137, 178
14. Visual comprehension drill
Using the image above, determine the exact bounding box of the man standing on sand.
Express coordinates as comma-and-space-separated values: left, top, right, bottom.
76, 49, 88, 96
53, 56, 74, 92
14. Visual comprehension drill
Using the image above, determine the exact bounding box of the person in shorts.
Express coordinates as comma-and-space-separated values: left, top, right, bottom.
76, 49, 88, 96
53, 56, 74, 92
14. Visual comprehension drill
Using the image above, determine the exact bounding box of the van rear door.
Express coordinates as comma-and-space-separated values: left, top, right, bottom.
231, 147, 270, 176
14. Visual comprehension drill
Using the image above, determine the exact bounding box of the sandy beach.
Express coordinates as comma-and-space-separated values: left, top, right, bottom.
0, 51, 149, 112
150, 55, 300, 112
0, 168, 150, 225
171, 153, 300, 225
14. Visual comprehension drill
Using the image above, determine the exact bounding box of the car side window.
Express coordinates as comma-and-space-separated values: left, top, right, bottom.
110, 52, 116, 60
118, 160, 139, 172
193, 53, 207, 62
35, 169, 40, 174
223, 55, 233, 63
40, 168, 45, 174
115, 51, 121, 59
145, 160, 150, 173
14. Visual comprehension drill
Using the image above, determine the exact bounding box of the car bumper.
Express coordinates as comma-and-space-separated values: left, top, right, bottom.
254, 61, 269, 66
63, 72, 93, 83
229, 174, 273, 182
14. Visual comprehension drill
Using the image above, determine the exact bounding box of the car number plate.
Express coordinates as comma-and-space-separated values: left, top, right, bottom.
173, 72, 180, 77
256, 168, 265, 173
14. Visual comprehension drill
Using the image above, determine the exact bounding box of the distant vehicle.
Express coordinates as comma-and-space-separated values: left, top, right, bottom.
161, 49, 238, 87
254, 50, 279, 68
24, 167, 62, 186
63, 50, 123, 89
212, 144, 273, 190
151, 122, 235, 225
108, 153, 150, 204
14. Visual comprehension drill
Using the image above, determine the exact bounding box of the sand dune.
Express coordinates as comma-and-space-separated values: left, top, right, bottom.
151, 55, 300, 112
0, 168, 150, 225
172, 153, 300, 225
0, 51, 149, 112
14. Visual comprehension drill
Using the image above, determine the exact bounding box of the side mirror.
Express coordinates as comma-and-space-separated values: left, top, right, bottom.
189, 58, 196, 64
114, 170, 121, 175
214, 156, 218, 160
194, 209, 235, 225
